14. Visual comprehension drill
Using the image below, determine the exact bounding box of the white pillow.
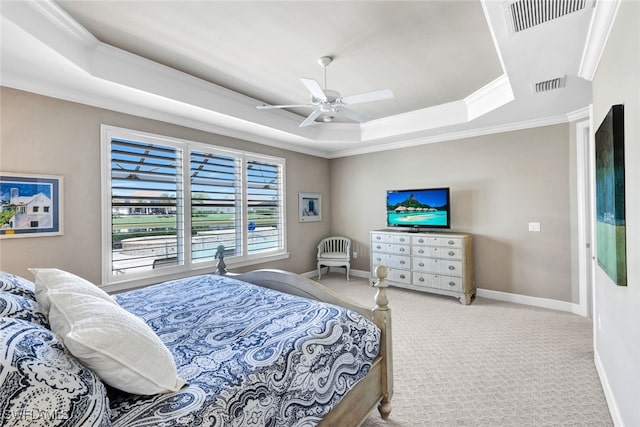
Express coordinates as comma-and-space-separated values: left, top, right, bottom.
29, 268, 116, 315
47, 291, 185, 395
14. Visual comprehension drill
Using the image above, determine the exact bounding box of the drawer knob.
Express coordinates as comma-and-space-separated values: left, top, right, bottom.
418, 249, 424, 254
400, 274, 406, 279
419, 262, 424, 267
376, 245, 382, 249
448, 240, 455, 245
400, 238, 405, 242
400, 260, 405, 265
448, 251, 455, 256
376, 236, 381, 240
448, 265, 456, 271
400, 248, 405, 252
376, 257, 382, 262
419, 277, 425, 282
448, 281, 456, 287
418, 239, 424, 243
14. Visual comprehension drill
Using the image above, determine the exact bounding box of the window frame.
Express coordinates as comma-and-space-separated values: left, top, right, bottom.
101, 125, 287, 287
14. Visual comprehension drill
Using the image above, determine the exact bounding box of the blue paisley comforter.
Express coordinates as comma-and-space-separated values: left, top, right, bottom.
110, 274, 380, 426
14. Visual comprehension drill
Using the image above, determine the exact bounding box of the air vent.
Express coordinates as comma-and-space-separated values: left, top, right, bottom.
534, 76, 567, 93
508, 0, 587, 32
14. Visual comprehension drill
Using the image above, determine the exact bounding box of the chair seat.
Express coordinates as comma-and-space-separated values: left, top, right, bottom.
318, 252, 348, 260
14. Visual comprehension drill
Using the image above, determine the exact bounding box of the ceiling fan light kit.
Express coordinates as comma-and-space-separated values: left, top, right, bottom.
256, 56, 394, 127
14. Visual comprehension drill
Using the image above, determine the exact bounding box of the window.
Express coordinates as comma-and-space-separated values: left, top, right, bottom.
101, 125, 286, 284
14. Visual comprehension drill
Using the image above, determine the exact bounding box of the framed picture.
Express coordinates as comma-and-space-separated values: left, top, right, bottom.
299, 192, 322, 222
595, 104, 627, 286
0, 173, 64, 238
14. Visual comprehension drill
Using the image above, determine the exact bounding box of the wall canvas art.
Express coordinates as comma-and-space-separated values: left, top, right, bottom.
595, 104, 627, 286
0, 173, 64, 238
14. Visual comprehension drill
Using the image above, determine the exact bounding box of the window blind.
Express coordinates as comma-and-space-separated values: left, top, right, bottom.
246, 159, 284, 254
110, 138, 183, 274
190, 150, 241, 261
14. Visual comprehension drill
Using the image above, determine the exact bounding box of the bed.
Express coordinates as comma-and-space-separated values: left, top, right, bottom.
0, 266, 392, 426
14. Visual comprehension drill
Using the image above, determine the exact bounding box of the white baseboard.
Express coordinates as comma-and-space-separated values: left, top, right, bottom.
594, 348, 623, 426
476, 288, 583, 314
304, 269, 585, 315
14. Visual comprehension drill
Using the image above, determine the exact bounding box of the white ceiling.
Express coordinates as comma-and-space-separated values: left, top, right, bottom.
1, 1, 602, 158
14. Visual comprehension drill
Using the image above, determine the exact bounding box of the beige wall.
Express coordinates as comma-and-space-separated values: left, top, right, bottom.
0, 87, 330, 284
592, 1, 640, 425
0, 87, 582, 304
330, 124, 578, 302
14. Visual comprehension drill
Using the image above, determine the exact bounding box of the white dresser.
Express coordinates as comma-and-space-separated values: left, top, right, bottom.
370, 229, 475, 304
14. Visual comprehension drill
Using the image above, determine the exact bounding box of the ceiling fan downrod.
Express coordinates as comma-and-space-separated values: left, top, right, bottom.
318, 56, 332, 90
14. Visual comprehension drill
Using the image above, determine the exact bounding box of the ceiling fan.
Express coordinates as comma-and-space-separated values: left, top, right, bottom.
256, 56, 394, 127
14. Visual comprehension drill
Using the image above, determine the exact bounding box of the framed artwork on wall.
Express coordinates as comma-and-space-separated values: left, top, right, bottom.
0, 172, 64, 238
299, 192, 321, 222
594, 104, 627, 286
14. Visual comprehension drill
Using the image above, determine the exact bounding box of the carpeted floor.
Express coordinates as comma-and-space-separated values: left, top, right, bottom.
318, 273, 613, 427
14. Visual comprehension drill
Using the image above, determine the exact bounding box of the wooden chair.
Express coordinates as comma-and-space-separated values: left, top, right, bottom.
317, 237, 351, 281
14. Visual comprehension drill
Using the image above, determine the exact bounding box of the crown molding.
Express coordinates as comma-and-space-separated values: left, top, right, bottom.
25, 0, 97, 45
331, 111, 580, 158
578, 0, 621, 81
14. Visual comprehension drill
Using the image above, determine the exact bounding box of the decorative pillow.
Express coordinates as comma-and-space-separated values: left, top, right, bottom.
0, 317, 110, 427
0, 272, 37, 300
29, 268, 117, 315
0, 291, 48, 327
47, 291, 185, 395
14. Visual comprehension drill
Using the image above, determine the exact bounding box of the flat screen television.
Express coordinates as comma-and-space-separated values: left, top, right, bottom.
386, 187, 450, 230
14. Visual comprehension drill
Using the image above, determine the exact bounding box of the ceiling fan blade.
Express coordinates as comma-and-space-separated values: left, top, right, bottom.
340, 89, 394, 105
334, 107, 369, 123
256, 103, 312, 110
299, 109, 322, 127
300, 78, 327, 101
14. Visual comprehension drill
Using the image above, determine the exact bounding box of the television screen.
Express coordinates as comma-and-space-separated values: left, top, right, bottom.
386, 187, 450, 229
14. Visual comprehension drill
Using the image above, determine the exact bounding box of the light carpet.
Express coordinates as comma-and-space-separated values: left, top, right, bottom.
319, 273, 612, 427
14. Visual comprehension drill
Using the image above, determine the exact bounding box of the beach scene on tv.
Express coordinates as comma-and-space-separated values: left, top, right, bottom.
387, 189, 449, 227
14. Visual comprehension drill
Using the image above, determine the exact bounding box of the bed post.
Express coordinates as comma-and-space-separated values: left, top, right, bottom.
373, 265, 393, 419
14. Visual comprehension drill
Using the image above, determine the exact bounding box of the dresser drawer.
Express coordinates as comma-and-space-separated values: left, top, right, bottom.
371, 242, 388, 253
412, 273, 462, 291
412, 246, 430, 256
390, 234, 410, 245
390, 255, 410, 270
432, 237, 462, 248
413, 246, 462, 259
411, 235, 432, 246
371, 233, 391, 244
371, 252, 386, 266
412, 272, 438, 288
440, 260, 463, 277
373, 253, 410, 271
412, 257, 438, 273
390, 269, 411, 284
440, 276, 463, 292
390, 244, 410, 255
430, 247, 462, 260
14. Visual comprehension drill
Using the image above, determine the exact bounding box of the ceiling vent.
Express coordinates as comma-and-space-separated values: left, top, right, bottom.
507, 0, 587, 32
533, 76, 567, 93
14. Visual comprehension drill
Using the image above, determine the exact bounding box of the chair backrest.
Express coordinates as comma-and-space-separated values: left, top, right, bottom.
317, 237, 351, 255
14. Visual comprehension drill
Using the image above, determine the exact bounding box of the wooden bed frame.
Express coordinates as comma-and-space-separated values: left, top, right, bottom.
234, 265, 393, 426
